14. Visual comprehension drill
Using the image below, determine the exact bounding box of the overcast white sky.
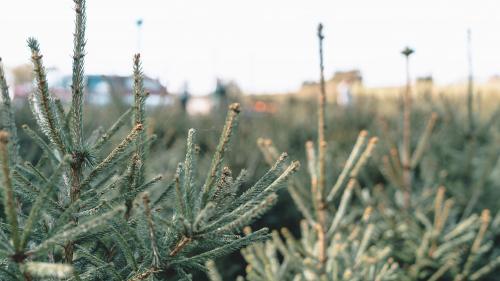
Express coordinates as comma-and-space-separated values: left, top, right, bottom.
1, 0, 499, 94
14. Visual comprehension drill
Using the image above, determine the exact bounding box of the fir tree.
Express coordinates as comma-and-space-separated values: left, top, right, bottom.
221, 23, 398, 281
205, 23, 500, 281
0, 1, 299, 279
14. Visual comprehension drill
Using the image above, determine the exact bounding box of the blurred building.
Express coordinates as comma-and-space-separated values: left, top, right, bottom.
12, 73, 170, 106
186, 96, 212, 115
416, 75, 434, 99
298, 69, 363, 104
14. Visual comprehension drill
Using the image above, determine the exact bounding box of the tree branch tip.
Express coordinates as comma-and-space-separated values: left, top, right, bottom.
243, 226, 252, 235
359, 130, 369, 137
317, 23, 324, 39
347, 179, 357, 187
0, 131, 10, 144
278, 152, 288, 161
229, 103, 241, 113
280, 227, 290, 235
481, 209, 491, 223
290, 160, 301, 171
27, 38, 40, 50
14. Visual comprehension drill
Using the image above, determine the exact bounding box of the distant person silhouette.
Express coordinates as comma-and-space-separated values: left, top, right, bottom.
180, 82, 190, 112
336, 80, 352, 106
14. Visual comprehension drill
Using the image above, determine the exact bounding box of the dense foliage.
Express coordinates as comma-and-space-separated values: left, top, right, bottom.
0, 1, 298, 280
1, 1, 499, 280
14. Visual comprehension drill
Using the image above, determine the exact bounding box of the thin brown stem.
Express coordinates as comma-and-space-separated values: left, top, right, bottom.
315, 223, 326, 264
466, 29, 474, 136
65, 144, 85, 264
23, 272, 33, 281
401, 47, 414, 209
127, 267, 160, 281
143, 194, 160, 266
316, 23, 328, 270
0, 131, 20, 251
169, 236, 192, 257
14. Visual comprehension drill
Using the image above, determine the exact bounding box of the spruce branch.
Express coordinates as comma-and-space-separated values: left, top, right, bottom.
206, 260, 223, 281
132, 53, 147, 188
29, 207, 125, 254
410, 112, 438, 168
22, 262, 73, 279
459, 209, 491, 279
127, 267, 160, 281
81, 123, 144, 189
350, 137, 378, 178
327, 179, 355, 237
70, 0, 87, 150
327, 130, 368, 202
169, 236, 192, 257
444, 214, 479, 241
123, 153, 141, 219
392, 146, 405, 173
0, 131, 21, 252
21, 161, 49, 183
0, 59, 19, 165
74, 244, 123, 279
27, 38, 66, 155
174, 164, 188, 218
257, 138, 280, 166
427, 261, 454, 281
183, 128, 197, 221
201, 103, 240, 208
204, 159, 300, 235
110, 225, 138, 271
92, 108, 132, 150
64, 0, 89, 264
20, 155, 71, 250
21, 124, 59, 164
142, 193, 160, 267
229, 152, 289, 210
257, 138, 315, 225
355, 223, 374, 262
432, 186, 446, 240
470, 255, 500, 280
215, 194, 278, 233
173, 228, 271, 266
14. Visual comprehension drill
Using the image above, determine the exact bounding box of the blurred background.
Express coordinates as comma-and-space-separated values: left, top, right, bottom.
1, 0, 500, 95
1, 0, 500, 280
